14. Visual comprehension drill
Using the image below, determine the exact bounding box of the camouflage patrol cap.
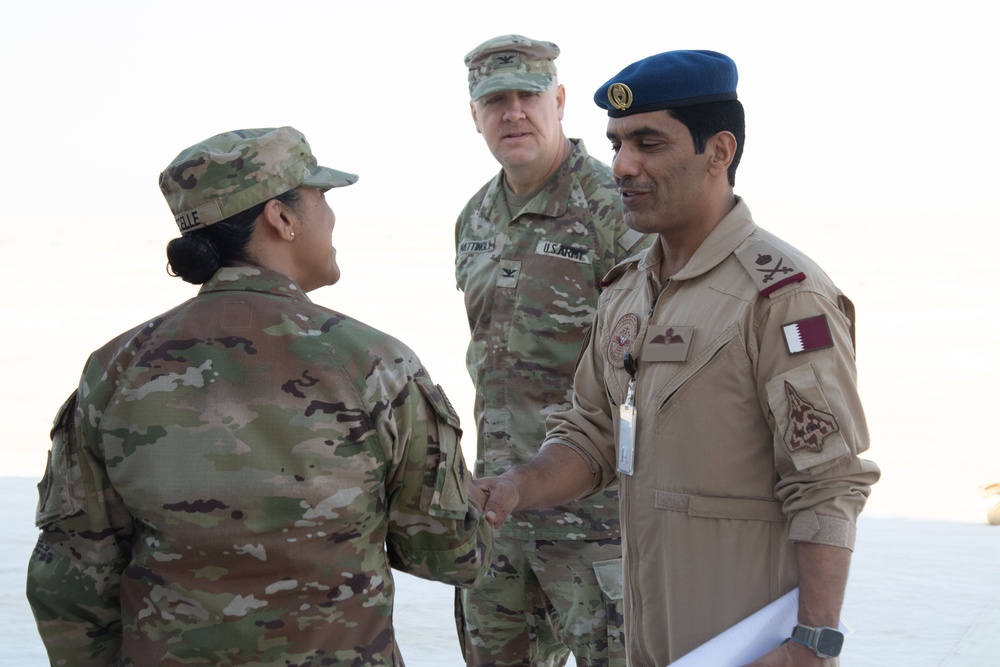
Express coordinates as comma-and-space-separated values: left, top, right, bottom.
465, 34, 559, 101
159, 126, 358, 235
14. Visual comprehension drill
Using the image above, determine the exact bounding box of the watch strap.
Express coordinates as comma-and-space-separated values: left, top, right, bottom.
790, 624, 844, 659
791, 623, 820, 647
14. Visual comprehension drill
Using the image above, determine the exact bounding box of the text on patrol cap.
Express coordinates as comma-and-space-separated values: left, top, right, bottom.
159, 126, 359, 234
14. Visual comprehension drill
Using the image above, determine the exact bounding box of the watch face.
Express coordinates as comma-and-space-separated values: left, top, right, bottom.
817, 629, 844, 657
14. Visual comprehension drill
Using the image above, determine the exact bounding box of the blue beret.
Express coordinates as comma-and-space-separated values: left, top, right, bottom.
594, 50, 738, 117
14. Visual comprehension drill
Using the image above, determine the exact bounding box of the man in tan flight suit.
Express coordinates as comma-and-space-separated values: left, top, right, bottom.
476, 50, 881, 667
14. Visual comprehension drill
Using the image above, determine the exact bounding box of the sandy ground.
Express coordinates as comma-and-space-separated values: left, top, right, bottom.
4, 476, 999, 666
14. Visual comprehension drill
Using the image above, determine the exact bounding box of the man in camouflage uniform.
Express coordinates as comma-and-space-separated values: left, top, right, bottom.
454, 35, 649, 667
27, 126, 492, 666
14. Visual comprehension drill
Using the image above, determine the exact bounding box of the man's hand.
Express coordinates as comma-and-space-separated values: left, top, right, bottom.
742, 640, 831, 666
466, 476, 488, 510
475, 475, 520, 529
472, 444, 597, 529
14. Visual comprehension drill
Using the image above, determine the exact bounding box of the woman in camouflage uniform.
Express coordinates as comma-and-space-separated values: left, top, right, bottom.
27, 126, 492, 666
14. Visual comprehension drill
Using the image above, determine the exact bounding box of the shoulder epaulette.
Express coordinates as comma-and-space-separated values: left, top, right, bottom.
616, 228, 646, 254
736, 239, 806, 297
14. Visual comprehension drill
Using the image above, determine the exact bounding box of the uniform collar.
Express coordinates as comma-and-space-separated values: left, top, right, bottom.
198, 266, 312, 302
480, 138, 589, 222
637, 196, 756, 281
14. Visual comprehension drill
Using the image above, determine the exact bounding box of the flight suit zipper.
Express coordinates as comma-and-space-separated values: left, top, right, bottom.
623, 275, 662, 667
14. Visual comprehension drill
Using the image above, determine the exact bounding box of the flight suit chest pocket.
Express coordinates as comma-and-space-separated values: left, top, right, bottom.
649, 324, 743, 412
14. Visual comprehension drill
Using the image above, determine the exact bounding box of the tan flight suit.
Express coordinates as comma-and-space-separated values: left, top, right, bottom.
545, 198, 881, 666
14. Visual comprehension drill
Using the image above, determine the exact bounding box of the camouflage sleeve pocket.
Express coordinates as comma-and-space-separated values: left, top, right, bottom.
35, 392, 85, 526
593, 557, 624, 601
765, 363, 851, 472
414, 377, 470, 519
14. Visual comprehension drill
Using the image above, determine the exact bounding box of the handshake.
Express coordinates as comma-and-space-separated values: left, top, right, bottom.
466, 475, 515, 529
463, 443, 598, 530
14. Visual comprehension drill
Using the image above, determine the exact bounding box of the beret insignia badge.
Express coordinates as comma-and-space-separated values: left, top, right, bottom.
608, 83, 633, 111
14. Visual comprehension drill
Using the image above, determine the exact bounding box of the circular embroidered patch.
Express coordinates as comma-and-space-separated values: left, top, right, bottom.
608, 313, 639, 367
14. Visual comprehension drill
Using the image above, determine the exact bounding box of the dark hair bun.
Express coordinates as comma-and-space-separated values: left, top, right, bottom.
166, 234, 221, 285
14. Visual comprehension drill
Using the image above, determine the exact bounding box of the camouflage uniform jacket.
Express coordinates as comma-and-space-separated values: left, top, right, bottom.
455, 138, 649, 540
27, 266, 492, 667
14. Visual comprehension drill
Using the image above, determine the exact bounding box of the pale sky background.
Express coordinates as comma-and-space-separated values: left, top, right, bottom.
2, 0, 997, 525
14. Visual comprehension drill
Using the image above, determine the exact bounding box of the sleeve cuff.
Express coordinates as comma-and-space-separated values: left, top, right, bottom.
788, 511, 856, 549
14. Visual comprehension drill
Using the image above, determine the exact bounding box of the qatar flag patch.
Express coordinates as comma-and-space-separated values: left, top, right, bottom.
782, 315, 833, 355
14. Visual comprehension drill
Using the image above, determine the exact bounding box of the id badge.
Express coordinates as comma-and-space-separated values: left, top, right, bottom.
617, 380, 637, 475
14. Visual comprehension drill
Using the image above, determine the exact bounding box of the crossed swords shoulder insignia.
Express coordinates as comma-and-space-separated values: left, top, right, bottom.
736, 239, 806, 297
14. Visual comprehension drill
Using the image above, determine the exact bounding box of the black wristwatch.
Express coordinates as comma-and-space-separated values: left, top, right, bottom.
789, 624, 844, 659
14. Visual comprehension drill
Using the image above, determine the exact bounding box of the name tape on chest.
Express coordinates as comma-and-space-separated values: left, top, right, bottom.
535, 240, 593, 264
458, 238, 497, 254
